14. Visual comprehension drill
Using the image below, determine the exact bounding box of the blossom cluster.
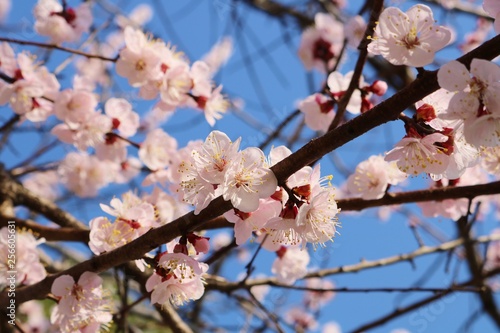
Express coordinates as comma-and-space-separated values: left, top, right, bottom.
116, 26, 229, 126
298, 71, 388, 132
0, 227, 46, 288
50, 272, 112, 332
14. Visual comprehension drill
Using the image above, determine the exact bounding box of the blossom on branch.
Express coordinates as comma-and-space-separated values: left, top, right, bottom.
367, 4, 452, 67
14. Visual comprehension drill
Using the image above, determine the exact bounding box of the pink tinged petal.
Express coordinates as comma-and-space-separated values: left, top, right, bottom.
124, 26, 145, 53
51, 275, 75, 297
438, 61, 470, 92
78, 271, 102, 289
407, 5, 435, 33
377, 7, 409, 38
234, 219, 255, 245
470, 58, 500, 84
145, 273, 162, 292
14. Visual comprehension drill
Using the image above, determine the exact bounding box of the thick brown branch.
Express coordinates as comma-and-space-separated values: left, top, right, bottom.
0, 215, 89, 242
0, 167, 86, 230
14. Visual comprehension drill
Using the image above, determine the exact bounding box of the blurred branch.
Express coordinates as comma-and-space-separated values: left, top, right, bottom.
350, 267, 500, 332
0, 37, 118, 62
205, 233, 500, 292
0, 166, 86, 230
240, 0, 313, 28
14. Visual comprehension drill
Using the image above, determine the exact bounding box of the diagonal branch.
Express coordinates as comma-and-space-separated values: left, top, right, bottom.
2, 33, 500, 310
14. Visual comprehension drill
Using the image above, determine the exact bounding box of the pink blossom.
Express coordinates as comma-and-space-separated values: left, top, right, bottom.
296, 188, 340, 247
0, 53, 60, 122
192, 130, 241, 184
52, 112, 112, 150
138, 128, 178, 170
193, 85, 229, 126
22, 170, 60, 202
34, 0, 92, 44
115, 26, 162, 87
222, 147, 278, 212
385, 132, 451, 176
54, 89, 98, 125
285, 307, 318, 331
143, 187, 188, 225
298, 93, 335, 133
0, 0, 10, 21
224, 198, 282, 245
304, 278, 336, 310
367, 5, 452, 67
50, 272, 112, 332
104, 98, 139, 137
345, 15, 366, 48
437, 59, 500, 147
19, 301, 50, 333
271, 246, 310, 284
145, 252, 208, 307
327, 71, 364, 114
116, 4, 153, 28
298, 13, 344, 72
0, 228, 46, 287
482, 146, 500, 175
201, 37, 233, 74
190, 61, 212, 97
484, 0, 500, 33
346, 155, 406, 200
58, 152, 111, 197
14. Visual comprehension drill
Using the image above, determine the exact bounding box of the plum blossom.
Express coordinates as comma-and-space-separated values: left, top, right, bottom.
437, 58, 500, 147
224, 198, 282, 245
58, 152, 112, 197
33, 0, 92, 44
0, 0, 10, 21
222, 147, 278, 212
192, 85, 229, 126
0, 52, 60, 122
19, 301, 50, 332
139, 128, 178, 170
146, 252, 208, 307
89, 192, 156, 255
53, 89, 98, 125
482, 146, 500, 175
484, 0, 500, 33
304, 278, 336, 310
327, 71, 364, 114
345, 15, 366, 48
115, 26, 162, 87
346, 155, 406, 200
384, 129, 451, 176
367, 5, 452, 67
192, 130, 241, 184
22, 170, 60, 202
50, 272, 112, 332
0, 228, 46, 288
104, 98, 139, 137
52, 112, 112, 150
285, 307, 318, 331
298, 12, 344, 72
486, 229, 500, 270
201, 36, 233, 74
271, 246, 310, 285
298, 93, 335, 133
